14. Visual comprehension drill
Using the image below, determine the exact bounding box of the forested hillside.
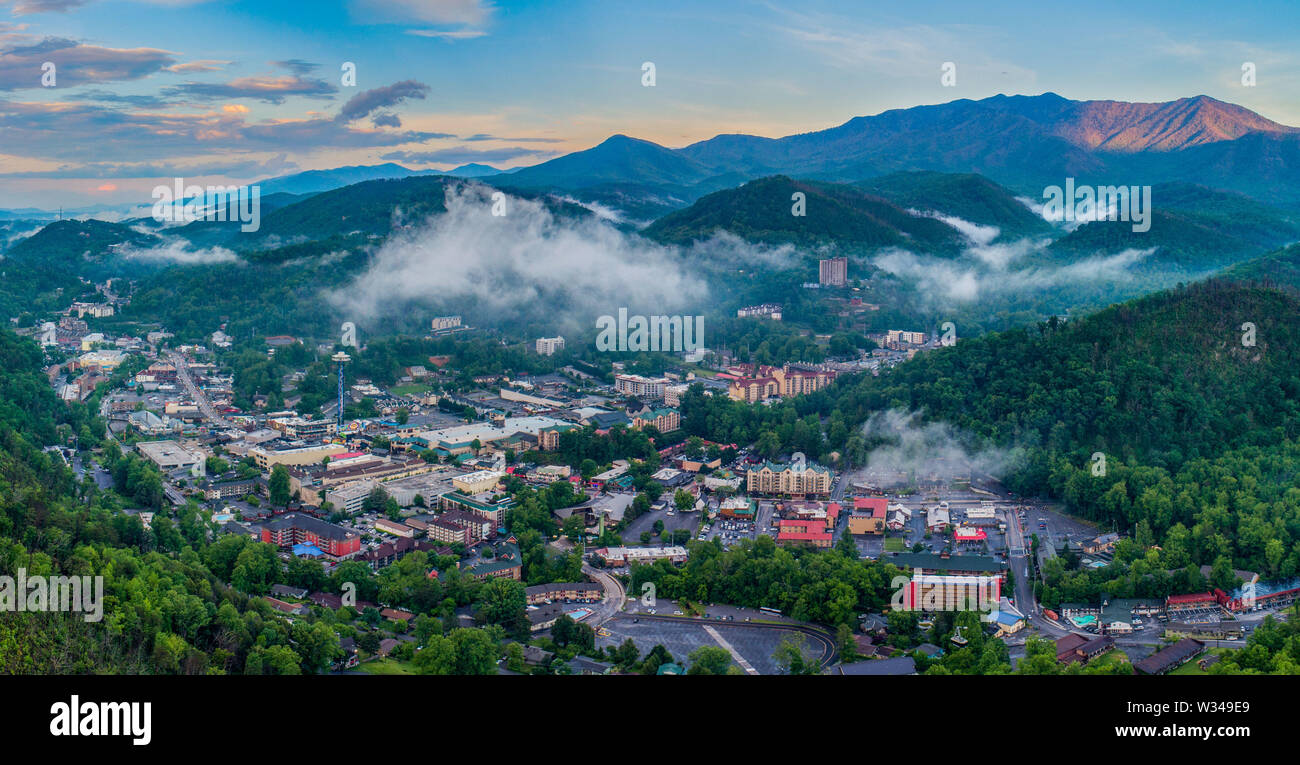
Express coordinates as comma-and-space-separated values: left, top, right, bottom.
679, 280, 1300, 578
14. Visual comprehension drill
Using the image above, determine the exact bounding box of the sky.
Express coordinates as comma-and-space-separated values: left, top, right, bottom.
0, 0, 1297, 208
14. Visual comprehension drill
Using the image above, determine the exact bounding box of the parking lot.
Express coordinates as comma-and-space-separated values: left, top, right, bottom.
600, 602, 833, 674
620, 503, 699, 544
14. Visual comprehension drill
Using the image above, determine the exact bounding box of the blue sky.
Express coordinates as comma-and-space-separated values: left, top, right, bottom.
1, 0, 1298, 207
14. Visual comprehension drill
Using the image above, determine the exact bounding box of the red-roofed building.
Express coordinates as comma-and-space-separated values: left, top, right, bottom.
1166, 592, 1218, 614
261, 513, 361, 559
777, 518, 833, 548
953, 526, 988, 543
848, 497, 888, 535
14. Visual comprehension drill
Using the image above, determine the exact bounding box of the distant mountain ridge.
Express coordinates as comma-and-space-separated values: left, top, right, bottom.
501, 93, 1300, 207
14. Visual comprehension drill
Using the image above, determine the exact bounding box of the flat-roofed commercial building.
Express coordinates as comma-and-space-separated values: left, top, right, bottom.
251, 443, 349, 470
453, 470, 503, 495
325, 481, 376, 514
268, 416, 338, 440
374, 518, 415, 538
417, 416, 570, 456
592, 546, 688, 566
137, 440, 205, 471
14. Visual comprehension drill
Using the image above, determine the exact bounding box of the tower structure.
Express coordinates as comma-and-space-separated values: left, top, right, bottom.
331, 351, 351, 432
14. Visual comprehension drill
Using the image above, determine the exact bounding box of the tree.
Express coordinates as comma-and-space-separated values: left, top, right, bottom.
268, 464, 291, 506
835, 530, 858, 559
505, 642, 527, 673
640, 644, 673, 675
836, 623, 859, 662
362, 486, 388, 514
673, 489, 694, 513
1015, 636, 1062, 675
687, 645, 734, 675
293, 621, 342, 674
357, 631, 381, 656
414, 628, 499, 675
609, 638, 640, 670
772, 635, 819, 675
479, 578, 529, 639
231, 542, 279, 594
562, 514, 586, 543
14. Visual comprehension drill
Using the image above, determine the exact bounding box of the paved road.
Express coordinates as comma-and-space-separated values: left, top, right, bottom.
166, 350, 234, 429
582, 563, 625, 627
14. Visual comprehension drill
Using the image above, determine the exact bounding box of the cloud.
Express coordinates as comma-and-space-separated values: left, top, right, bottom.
353, 0, 493, 41
121, 239, 239, 265
0, 96, 438, 163
686, 229, 803, 272
273, 59, 318, 75
2, 0, 209, 12
872, 245, 1154, 305
1, 0, 90, 14
0, 36, 176, 90
73, 88, 175, 108
912, 209, 999, 247
461, 132, 564, 143
165, 59, 230, 73
380, 145, 554, 164
405, 28, 487, 40
0, 153, 297, 179
352, 0, 492, 26
330, 182, 707, 329
855, 409, 1019, 484
775, 9, 1035, 84
336, 79, 429, 123
557, 194, 624, 224
371, 111, 400, 127
162, 72, 335, 104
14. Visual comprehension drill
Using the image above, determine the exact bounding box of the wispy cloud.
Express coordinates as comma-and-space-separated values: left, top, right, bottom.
352, 0, 494, 39
336, 79, 429, 122
161, 60, 335, 104
380, 145, 555, 164
0, 35, 176, 90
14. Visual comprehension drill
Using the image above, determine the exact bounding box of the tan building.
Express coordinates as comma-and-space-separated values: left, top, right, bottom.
452, 470, 503, 495
251, 443, 349, 470
632, 408, 681, 432
745, 461, 832, 497
374, 518, 415, 538
727, 365, 837, 403
427, 518, 471, 546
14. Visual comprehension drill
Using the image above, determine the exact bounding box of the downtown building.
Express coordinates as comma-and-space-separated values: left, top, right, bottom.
900, 571, 1002, 612
261, 513, 361, 559
725, 364, 837, 403
614, 373, 669, 399
819, 256, 848, 286
745, 460, 833, 497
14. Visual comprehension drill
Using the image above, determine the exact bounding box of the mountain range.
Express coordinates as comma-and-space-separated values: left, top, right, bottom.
500, 93, 1300, 210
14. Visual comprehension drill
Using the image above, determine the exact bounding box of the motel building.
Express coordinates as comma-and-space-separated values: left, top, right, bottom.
901, 571, 1002, 612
